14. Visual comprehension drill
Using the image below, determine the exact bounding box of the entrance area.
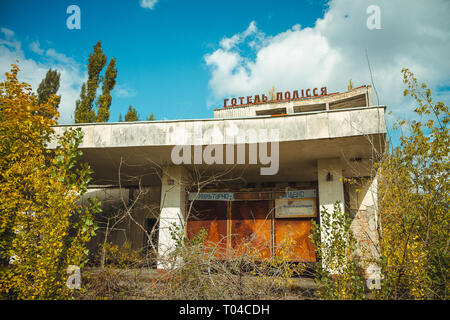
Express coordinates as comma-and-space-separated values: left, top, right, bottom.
186, 190, 317, 262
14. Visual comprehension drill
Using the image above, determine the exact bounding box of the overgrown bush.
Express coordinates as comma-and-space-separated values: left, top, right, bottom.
78, 242, 144, 300
0, 64, 101, 299
155, 224, 309, 299
310, 202, 366, 299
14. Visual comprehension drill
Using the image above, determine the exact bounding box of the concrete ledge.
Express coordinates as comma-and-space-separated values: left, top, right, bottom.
50, 106, 386, 149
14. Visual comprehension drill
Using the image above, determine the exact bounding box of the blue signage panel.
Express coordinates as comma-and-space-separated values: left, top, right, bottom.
188, 189, 315, 201
188, 192, 235, 201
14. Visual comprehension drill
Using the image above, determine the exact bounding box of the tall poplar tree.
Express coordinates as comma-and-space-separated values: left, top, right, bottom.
95, 58, 117, 122
37, 68, 61, 109
74, 41, 117, 123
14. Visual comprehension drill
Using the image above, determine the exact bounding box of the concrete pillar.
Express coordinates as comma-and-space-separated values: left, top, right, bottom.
318, 158, 345, 214
317, 158, 345, 273
157, 166, 189, 269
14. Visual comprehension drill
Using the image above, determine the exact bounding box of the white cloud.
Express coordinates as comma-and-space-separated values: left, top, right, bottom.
114, 84, 137, 98
45, 48, 76, 65
1, 27, 14, 39
0, 30, 86, 124
204, 0, 450, 123
0, 28, 21, 52
219, 21, 264, 51
30, 40, 44, 55
140, 0, 159, 10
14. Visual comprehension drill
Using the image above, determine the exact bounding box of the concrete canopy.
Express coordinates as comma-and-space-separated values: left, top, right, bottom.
50, 106, 386, 187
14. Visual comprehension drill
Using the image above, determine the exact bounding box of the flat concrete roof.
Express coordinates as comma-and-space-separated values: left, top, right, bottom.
50, 106, 386, 186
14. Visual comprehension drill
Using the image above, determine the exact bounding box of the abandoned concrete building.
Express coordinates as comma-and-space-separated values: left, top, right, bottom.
50, 85, 386, 271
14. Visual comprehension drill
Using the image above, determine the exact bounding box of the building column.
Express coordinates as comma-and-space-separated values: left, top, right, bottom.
317, 158, 345, 273
157, 166, 189, 269
318, 158, 345, 215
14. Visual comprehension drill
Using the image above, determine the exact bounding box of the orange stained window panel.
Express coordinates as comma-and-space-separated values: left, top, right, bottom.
186, 201, 228, 255
230, 200, 272, 259
274, 219, 316, 262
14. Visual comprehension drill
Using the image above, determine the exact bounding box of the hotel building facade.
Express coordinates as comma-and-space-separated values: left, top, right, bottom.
51, 85, 386, 271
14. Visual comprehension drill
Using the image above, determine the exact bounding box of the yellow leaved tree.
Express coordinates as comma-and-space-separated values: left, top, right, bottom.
377, 69, 449, 299
0, 64, 101, 299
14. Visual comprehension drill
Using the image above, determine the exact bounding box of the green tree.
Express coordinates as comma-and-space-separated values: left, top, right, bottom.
118, 113, 123, 122
74, 41, 117, 123
146, 113, 155, 121
95, 58, 117, 122
0, 64, 101, 299
37, 68, 61, 110
124, 105, 139, 122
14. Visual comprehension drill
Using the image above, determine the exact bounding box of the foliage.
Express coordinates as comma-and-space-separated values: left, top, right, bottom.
119, 111, 154, 122
163, 225, 216, 298
124, 105, 139, 122
376, 69, 449, 299
37, 68, 60, 111
310, 202, 366, 299
95, 58, 117, 122
248, 236, 306, 297
76, 242, 143, 300
0, 64, 101, 299
98, 242, 142, 269
74, 41, 117, 123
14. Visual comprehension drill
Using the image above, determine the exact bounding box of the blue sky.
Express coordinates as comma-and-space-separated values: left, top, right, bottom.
0, 0, 449, 139
0, 0, 327, 121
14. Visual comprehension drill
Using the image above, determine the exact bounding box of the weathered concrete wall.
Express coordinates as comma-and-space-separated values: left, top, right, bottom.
81, 188, 128, 258
316, 158, 381, 277
50, 106, 386, 149
347, 176, 380, 272
80, 186, 161, 261
126, 186, 162, 251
